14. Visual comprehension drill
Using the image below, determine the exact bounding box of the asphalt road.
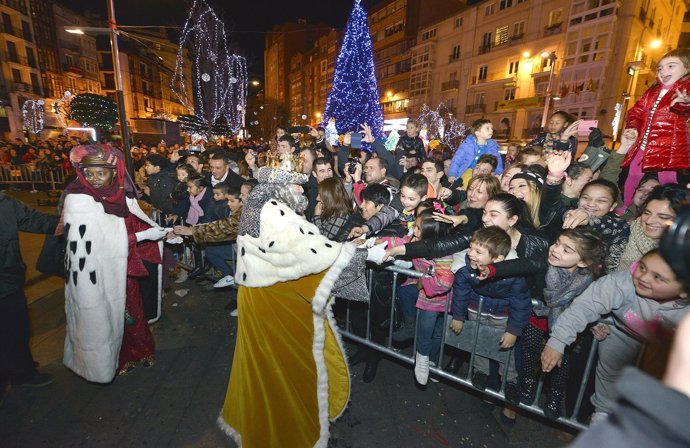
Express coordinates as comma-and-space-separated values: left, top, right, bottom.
1, 190, 570, 447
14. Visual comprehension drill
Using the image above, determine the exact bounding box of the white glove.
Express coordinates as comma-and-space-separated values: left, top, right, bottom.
366, 242, 388, 264
392, 259, 413, 269
135, 227, 168, 242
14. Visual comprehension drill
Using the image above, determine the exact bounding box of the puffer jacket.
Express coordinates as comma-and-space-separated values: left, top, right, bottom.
0, 193, 57, 298
452, 255, 532, 336
623, 75, 690, 171
448, 134, 503, 178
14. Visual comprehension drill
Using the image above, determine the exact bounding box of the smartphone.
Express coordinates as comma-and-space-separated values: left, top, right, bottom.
577, 120, 599, 136
350, 132, 362, 149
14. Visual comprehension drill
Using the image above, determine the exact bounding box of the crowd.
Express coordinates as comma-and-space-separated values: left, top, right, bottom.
2, 48, 690, 446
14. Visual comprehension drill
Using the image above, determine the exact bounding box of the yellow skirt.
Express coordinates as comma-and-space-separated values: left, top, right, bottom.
218, 271, 350, 447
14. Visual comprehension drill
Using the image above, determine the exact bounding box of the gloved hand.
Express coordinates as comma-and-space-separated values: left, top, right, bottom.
392, 259, 413, 269
135, 227, 168, 242
588, 127, 605, 147
366, 242, 388, 264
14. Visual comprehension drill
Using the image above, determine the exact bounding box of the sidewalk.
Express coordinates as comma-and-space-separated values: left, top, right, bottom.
2, 277, 570, 447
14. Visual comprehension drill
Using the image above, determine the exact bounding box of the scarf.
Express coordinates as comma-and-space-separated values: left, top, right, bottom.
186, 187, 206, 225
543, 132, 561, 154
536, 265, 594, 328
617, 218, 658, 272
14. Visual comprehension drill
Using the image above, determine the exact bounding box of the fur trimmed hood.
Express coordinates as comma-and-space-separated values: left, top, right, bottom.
235, 199, 344, 287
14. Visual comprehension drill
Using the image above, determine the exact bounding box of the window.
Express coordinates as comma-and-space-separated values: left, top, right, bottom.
474, 92, 486, 105
495, 26, 509, 46
485, 3, 496, 16
21, 21, 31, 42
478, 65, 488, 81
421, 28, 436, 41
549, 9, 563, 26
104, 73, 115, 89
12, 68, 21, 83
450, 44, 460, 61
504, 87, 516, 101
6, 41, 17, 62
499, 0, 513, 10
26, 48, 36, 68
454, 17, 463, 28
65, 54, 74, 66
30, 72, 40, 95
320, 60, 327, 74
482, 32, 492, 48
508, 59, 519, 75
449, 71, 458, 81
513, 21, 525, 38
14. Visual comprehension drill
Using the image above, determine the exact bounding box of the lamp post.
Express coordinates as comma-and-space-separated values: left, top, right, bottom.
540, 51, 558, 130
66, 0, 132, 176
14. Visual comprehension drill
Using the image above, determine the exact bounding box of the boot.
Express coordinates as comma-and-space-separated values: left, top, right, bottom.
414, 352, 430, 385
444, 356, 462, 374
362, 358, 380, 383
392, 314, 416, 342
543, 389, 564, 421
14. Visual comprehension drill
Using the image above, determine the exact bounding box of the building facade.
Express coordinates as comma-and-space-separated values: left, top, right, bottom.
410, 0, 686, 141
0, 0, 43, 138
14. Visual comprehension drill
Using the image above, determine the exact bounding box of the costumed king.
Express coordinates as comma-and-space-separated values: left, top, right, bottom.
217, 152, 386, 447
58, 144, 169, 383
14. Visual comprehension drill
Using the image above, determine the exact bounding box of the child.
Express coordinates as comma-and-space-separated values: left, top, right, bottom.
451, 226, 532, 396
380, 207, 454, 385
541, 249, 689, 424
399, 173, 429, 234
520, 228, 606, 420
185, 176, 212, 225
619, 48, 690, 211
207, 182, 232, 222
448, 119, 503, 184
527, 110, 580, 156
170, 163, 195, 224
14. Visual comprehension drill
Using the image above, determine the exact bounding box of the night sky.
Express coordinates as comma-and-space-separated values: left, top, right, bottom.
59, 0, 380, 80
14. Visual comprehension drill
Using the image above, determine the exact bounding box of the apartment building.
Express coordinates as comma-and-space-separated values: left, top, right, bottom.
288, 28, 339, 125
0, 0, 42, 138
410, 0, 686, 141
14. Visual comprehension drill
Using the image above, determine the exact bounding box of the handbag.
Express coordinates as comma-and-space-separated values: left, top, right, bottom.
36, 234, 65, 278
577, 145, 610, 172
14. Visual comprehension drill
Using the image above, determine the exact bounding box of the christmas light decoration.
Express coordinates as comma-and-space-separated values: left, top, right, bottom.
171, 0, 248, 137
417, 104, 466, 149
22, 100, 45, 134
69, 93, 118, 130
322, 0, 384, 140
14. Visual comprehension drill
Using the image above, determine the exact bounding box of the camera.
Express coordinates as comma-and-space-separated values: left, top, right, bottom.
660, 204, 690, 290
347, 158, 359, 174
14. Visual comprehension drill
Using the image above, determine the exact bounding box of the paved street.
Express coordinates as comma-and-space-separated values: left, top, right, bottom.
2, 191, 570, 447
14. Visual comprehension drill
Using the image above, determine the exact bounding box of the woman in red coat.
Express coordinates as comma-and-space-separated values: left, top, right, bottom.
620, 48, 690, 211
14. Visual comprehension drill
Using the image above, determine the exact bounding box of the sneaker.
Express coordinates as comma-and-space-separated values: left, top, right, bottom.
214, 275, 235, 288
15, 373, 55, 388
414, 352, 430, 385
230, 308, 238, 317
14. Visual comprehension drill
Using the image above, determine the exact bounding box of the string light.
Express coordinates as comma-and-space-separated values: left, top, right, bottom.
171, 0, 248, 137
321, 0, 384, 140
68, 93, 118, 129
417, 104, 466, 149
22, 100, 45, 134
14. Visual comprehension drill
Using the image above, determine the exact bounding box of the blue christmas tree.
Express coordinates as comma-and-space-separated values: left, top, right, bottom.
322, 0, 384, 139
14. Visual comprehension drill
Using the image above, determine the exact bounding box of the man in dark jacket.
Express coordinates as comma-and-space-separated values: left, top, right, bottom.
1, 193, 58, 395
143, 154, 176, 215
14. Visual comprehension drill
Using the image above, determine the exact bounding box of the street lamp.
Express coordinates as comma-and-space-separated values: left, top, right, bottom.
540, 51, 558, 130
251, 80, 260, 86
64, 0, 132, 176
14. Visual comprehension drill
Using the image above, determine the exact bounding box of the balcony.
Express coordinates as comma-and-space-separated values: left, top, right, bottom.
543, 22, 563, 37
63, 64, 84, 77
441, 79, 460, 92
0, 0, 29, 15
448, 54, 461, 64
478, 44, 491, 55
0, 23, 21, 38
465, 103, 486, 114
11, 81, 27, 92
496, 96, 545, 111
5, 53, 36, 68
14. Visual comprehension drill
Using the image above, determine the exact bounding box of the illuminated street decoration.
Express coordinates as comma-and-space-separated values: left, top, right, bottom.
172, 0, 248, 137
322, 0, 384, 139
22, 100, 45, 134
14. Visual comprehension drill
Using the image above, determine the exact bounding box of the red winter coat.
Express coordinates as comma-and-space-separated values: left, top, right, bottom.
623, 76, 690, 171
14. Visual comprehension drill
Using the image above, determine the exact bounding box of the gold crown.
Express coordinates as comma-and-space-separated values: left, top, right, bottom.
265, 151, 303, 174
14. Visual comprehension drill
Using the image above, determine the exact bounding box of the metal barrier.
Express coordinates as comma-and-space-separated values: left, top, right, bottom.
0, 164, 68, 190
340, 263, 605, 432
